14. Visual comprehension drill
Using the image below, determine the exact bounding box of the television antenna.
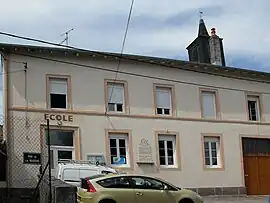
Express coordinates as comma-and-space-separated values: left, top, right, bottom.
59, 28, 74, 46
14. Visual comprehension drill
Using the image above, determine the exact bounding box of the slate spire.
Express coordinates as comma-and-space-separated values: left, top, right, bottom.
198, 19, 209, 37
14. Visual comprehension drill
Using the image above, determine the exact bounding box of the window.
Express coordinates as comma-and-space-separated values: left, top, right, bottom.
45, 130, 75, 170
155, 87, 172, 115
201, 90, 217, 119
158, 135, 176, 167
203, 136, 221, 168
130, 176, 177, 191
109, 134, 129, 167
48, 77, 68, 109
247, 95, 261, 121
107, 83, 125, 113
97, 177, 130, 188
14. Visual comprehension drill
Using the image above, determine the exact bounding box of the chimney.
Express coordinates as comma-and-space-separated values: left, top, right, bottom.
211, 28, 216, 37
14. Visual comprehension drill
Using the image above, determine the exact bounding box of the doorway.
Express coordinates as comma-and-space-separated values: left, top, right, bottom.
45, 129, 75, 176
242, 137, 270, 195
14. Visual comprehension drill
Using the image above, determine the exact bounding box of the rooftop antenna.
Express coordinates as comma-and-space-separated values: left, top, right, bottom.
59, 28, 74, 46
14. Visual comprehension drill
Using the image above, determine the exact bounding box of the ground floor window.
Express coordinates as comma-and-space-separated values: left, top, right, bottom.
203, 136, 221, 168
46, 130, 75, 169
108, 133, 129, 167
158, 135, 177, 167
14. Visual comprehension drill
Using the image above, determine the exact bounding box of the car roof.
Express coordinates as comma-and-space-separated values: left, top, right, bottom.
85, 173, 176, 186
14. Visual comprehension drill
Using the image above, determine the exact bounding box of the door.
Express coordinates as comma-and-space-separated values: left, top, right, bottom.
45, 129, 75, 176
129, 176, 176, 203
97, 176, 137, 203
242, 138, 270, 195
50, 147, 75, 176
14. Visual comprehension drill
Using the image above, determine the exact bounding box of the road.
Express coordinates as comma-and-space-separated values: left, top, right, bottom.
204, 196, 269, 203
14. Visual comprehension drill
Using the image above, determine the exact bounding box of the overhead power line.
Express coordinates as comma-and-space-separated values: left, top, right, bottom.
107, 0, 134, 113
8, 51, 270, 95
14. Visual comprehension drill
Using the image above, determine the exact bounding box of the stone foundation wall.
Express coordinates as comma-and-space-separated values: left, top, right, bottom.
187, 186, 247, 196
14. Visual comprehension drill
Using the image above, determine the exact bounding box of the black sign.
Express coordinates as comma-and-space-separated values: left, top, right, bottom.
23, 152, 41, 165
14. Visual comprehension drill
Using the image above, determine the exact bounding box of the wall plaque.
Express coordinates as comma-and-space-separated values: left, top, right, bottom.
23, 152, 41, 165
137, 139, 154, 164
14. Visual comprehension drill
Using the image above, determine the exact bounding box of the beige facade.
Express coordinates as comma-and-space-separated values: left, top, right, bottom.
2, 44, 270, 194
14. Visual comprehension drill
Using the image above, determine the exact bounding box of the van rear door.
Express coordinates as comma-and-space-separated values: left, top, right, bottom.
62, 168, 80, 186
78, 168, 99, 179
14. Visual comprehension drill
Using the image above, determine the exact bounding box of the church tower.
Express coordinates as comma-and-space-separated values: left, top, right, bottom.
186, 17, 226, 66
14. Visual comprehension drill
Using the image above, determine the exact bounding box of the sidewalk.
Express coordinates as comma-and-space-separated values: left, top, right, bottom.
204, 196, 269, 203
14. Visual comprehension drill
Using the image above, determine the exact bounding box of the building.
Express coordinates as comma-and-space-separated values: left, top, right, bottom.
1, 18, 270, 196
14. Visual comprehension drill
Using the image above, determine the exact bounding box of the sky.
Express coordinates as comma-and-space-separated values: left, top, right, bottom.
0, 0, 269, 116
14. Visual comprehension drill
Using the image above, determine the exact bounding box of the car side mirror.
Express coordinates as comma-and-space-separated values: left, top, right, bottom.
163, 185, 168, 190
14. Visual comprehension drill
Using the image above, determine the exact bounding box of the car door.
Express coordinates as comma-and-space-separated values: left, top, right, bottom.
97, 176, 137, 203
129, 176, 174, 203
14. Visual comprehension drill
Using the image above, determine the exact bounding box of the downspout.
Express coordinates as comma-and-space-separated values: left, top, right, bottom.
2, 53, 11, 190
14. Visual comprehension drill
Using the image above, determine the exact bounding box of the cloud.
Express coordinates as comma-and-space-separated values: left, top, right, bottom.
0, 0, 269, 71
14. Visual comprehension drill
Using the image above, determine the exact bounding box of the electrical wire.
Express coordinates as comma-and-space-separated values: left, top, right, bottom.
107, 0, 134, 108
106, 0, 134, 129
0, 31, 268, 84
8, 51, 270, 95
0, 69, 25, 76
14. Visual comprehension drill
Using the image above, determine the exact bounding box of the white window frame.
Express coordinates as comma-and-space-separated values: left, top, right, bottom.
155, 87, 172, 115
203, 137, 221, 168
158, 135, 177, 168
109, 134, 129, 167
107, 83, 125, 113
201, 91, 217, 119
50, 146, 75, 168
48, 77, 68, 109
247, 95, 260, 121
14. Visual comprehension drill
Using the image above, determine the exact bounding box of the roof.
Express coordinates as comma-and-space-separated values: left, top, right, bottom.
1, 42, 270, 83
198, 19, 209, 37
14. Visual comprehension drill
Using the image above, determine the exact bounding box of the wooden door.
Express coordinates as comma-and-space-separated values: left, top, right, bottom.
243, 156, 258, 195
243, 155, 270, 195
242, 138, 270, 195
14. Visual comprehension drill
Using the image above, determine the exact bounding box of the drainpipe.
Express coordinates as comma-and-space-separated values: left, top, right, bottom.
2, 53, 11, 191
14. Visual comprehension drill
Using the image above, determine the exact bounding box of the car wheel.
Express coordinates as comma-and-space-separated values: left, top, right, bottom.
99, 199, 116, 203
179, 198, 194, 203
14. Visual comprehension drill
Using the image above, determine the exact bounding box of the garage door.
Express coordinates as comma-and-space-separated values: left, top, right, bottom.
242, 138, 270, 195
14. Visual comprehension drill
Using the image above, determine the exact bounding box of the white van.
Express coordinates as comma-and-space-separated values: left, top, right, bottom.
55, 160, 118, 187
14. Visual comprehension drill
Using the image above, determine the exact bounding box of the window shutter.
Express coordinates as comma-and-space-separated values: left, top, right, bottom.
50, 79, 67, 95
108, 84, 124, 104
156, 89, 171, 108
202, 92, 216, 118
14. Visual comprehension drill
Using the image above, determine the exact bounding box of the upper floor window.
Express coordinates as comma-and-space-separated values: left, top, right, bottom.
155, 86, 173, 115
201, 90, 218, 119
247, 95, 261, 121
48, 77, 68, 109
106, 80, 128, 113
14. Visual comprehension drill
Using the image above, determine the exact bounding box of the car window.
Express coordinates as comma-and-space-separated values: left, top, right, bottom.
97, 177, 130, 188
130, 176, 177, 191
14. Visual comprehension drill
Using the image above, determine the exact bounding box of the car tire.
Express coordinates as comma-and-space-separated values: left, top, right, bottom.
179, 198, 194, 203
99, 199, 116, 203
